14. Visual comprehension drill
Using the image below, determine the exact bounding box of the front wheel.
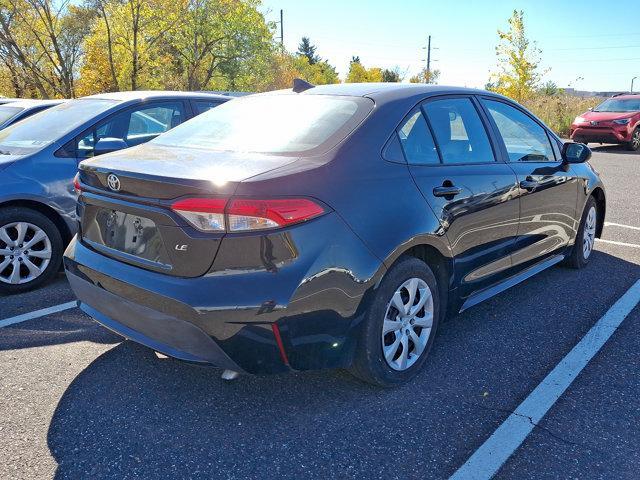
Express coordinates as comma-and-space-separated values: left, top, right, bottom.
563, 196, 597, 269
625, 128, 640, 151
349, 256, 440, 387
0, 207, 63, 294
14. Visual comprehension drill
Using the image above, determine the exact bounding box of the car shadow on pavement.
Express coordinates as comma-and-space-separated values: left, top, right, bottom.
0, 313, 121, 351
45, 251, 640, 479
590, 144, 638, 155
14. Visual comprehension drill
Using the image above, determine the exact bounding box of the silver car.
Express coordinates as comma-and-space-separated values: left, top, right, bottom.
0, 91, 229, 293
0, 99, 64, 130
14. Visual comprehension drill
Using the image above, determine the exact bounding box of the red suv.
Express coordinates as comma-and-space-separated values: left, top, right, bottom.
570, 93, 640, 151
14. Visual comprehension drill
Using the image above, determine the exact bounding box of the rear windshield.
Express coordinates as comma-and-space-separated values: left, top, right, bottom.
594, 98, 640, 112
153, 94, 373, 155
0, 99, 117, 155
0, 106, 22, 125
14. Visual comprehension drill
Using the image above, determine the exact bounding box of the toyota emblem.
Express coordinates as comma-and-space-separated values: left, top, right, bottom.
107, 173, 121, 191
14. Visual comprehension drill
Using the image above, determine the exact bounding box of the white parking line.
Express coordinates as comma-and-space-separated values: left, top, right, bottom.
605, 222, 640, 231
450, 278, 640, 480
595, 238, 640, 249
0, 301, 77, 328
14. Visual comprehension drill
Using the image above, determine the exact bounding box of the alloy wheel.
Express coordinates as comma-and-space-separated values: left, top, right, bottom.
0, 222, 52, 285
633, 130, 640, 150
381, 277, 434, 371
582, 206, 597, 260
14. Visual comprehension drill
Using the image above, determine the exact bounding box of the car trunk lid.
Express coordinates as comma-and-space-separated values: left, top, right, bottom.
77, 143, 298, 277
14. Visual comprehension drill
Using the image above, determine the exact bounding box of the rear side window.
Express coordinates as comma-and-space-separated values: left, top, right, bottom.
397, 110, 439, 165
194, 100, 222, 114
423, 97, 495, 164
483, 99, 555, 162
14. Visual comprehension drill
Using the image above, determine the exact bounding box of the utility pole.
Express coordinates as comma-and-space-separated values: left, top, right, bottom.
280, 9, 284, 47
632, 76, 638, 93
426, 35, 432, 78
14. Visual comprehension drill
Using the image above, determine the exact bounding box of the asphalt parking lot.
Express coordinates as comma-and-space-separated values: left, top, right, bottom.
1, 145, 639, 480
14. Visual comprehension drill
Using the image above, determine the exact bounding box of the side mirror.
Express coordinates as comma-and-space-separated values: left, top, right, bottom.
94, 137, 128, 156
561, 142, 591, 164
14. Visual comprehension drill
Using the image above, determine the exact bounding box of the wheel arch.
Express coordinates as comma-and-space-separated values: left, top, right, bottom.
0, 199, 73, 246
378, 239, 454, 323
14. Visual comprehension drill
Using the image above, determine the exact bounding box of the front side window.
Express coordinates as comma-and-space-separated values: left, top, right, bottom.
397, 110, 439, 165
483, 99, 555, 162
76, 102, 186, 158
153, 94, 373, 155
423, 97, 495, 164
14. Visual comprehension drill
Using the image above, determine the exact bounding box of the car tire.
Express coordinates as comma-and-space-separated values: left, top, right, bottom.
563, 196, 597, 269
624, 128, 640, 151
0, 207, 63, 294
349, 256, 440, 387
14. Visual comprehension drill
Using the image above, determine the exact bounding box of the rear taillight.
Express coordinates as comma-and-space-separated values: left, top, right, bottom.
226, 198, 325, 231
171, 198, 226, 232
170, 197, 326, 232
73, 173, 82, 193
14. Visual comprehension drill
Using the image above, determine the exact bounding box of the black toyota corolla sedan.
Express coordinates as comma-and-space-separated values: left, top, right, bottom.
64, 83, 605, 386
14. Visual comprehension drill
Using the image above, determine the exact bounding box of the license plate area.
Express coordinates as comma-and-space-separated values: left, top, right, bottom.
82, 207, 171, 266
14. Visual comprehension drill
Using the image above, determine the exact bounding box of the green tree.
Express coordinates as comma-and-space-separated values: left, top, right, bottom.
489, 10, 545, 102
297, 36, 320, 65
539, 80, 559, 96
381, 68, 402, 82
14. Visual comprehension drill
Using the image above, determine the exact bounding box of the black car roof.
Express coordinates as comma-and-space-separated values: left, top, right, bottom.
301, 83, 502, 102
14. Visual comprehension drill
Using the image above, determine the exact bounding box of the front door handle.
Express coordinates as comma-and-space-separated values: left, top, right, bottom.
519, 179, 539, 191
433, 185, 462, 197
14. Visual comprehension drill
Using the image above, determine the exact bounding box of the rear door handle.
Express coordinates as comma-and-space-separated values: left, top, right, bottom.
433, 186, 462, 197
519, 179, 539, 191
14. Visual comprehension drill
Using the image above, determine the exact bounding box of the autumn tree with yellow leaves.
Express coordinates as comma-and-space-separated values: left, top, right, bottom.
488, 10, 547, 102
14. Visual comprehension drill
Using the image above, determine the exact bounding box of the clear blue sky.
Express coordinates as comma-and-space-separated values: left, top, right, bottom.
261, 0, 640, 91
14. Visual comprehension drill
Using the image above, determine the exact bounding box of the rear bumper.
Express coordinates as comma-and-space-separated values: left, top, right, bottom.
66, 269, 245, 372
570, 126, 631, 144
63, 212, 384, 374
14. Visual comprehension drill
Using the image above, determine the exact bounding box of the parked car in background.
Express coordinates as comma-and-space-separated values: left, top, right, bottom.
0, 99, 63, 130
65, 83, 605, 386
0, 91, 229, 293
571, 93, 640, 151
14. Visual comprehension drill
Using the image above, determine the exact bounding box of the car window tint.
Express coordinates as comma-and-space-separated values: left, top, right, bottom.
153, 95, 373, 155
194, 100, 221, 114
483, 99, 555, 162
397, 110, 440, 165
76, 102, 186, 158
423, 98, 495, 164
127, 103, 185, 138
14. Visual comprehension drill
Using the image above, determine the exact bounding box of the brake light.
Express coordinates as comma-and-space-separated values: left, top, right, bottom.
73, 173, 82, 193
170, 197, 326, 232
227, 198, 325, 231
171, 198, 226, 232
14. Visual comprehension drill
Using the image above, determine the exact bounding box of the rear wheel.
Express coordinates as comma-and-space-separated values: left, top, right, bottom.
349, 256, 440, 387
624, 128, 640, 151
563, 196, 597, 269
0, 207, 63, 294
